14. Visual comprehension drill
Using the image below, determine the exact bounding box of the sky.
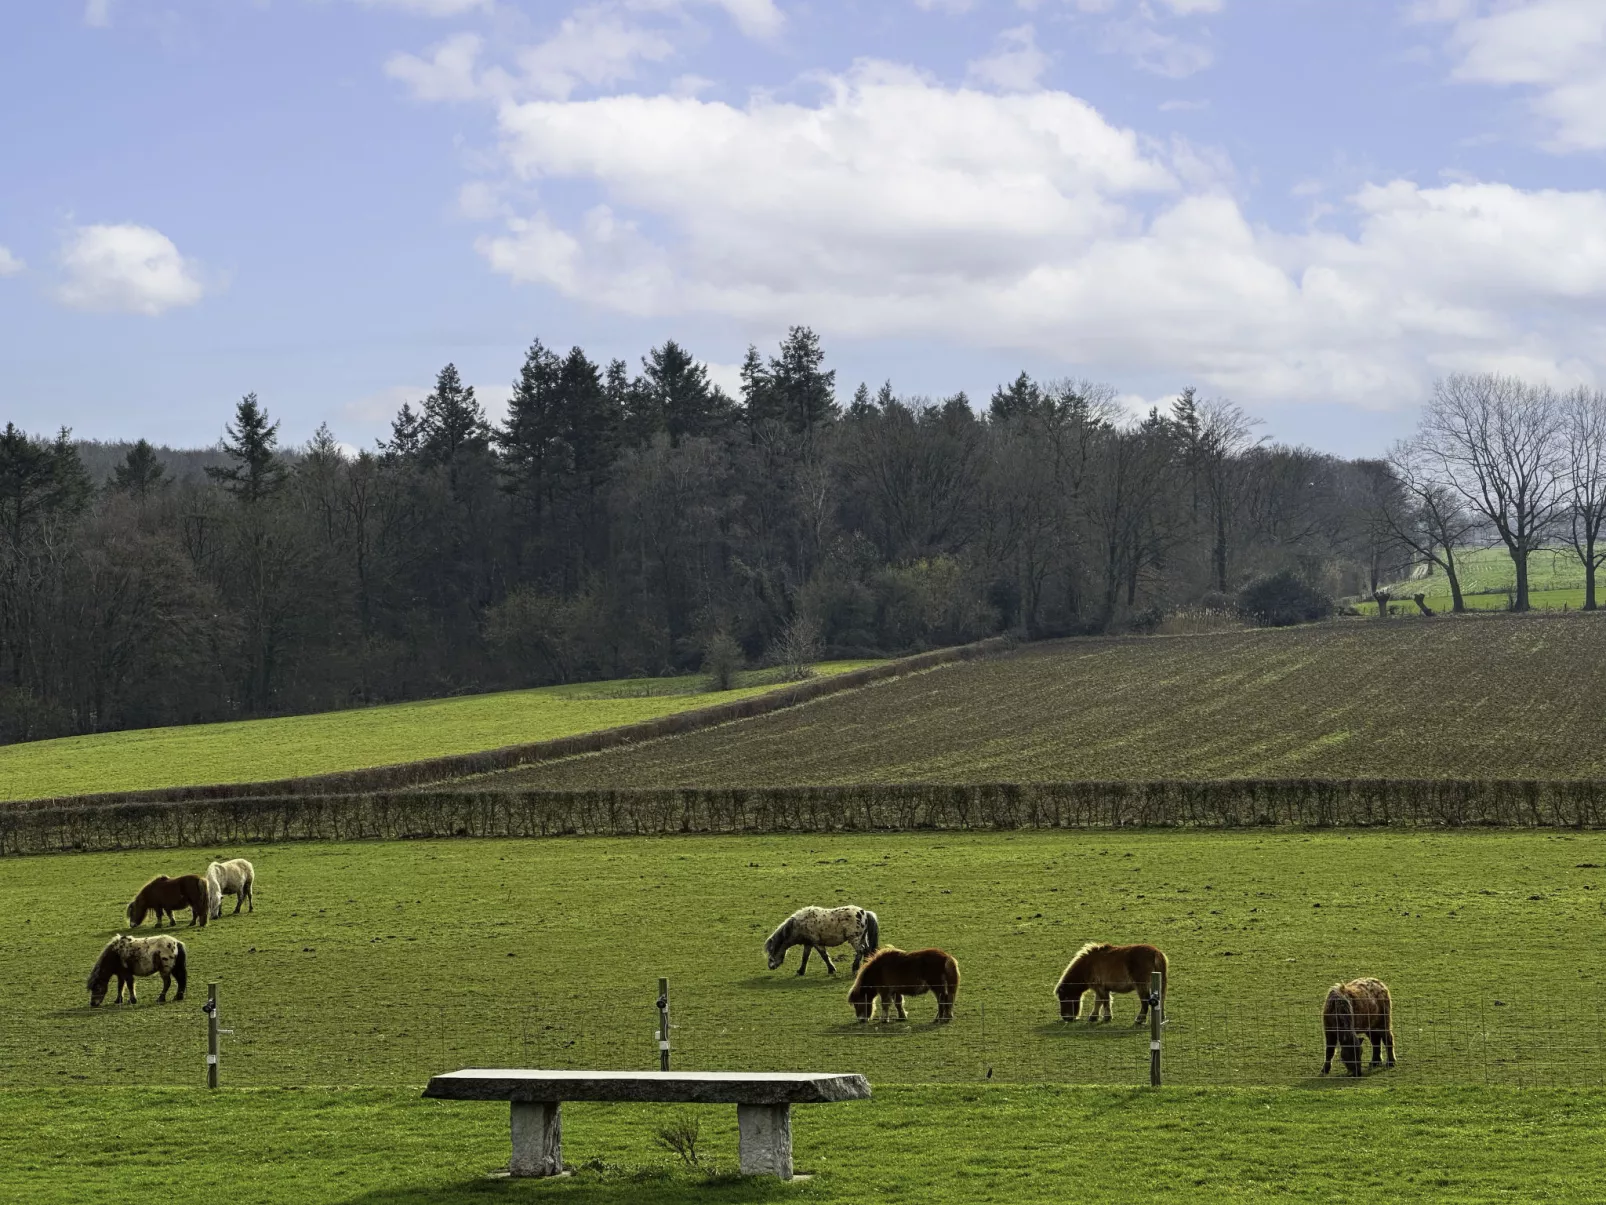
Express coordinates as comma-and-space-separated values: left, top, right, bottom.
2, 0, 1604, 457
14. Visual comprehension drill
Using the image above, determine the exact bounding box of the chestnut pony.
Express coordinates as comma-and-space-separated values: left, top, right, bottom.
1322, 978, 1395, 1077
1054, 942, 1167, 1024
847, 947, 959, 1023
126, 874, 209, 928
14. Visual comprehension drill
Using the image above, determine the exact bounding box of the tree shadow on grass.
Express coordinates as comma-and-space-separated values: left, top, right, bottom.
338, 1168, 801, 1204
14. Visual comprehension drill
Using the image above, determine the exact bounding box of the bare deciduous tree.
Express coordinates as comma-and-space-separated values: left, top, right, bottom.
1378, 438, 1484, 613
1562, 387, 1606, 611
1418, 374, 1567, 611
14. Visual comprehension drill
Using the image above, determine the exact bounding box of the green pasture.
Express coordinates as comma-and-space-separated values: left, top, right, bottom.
5, 830, 1605, 1091
6, 1083, 1606, 1204
498, 615, 1606, 787
0, 662, 877, 802
1368, 546, 1599, 613
5, 829, 1606, 1202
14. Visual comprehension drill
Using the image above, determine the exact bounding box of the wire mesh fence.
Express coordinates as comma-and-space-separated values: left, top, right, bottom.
8, 982, 1606, 1090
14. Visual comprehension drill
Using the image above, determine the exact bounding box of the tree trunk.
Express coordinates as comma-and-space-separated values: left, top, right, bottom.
1444, 552, 1466, 614
1513, 547, 1530, 611
1586, 538, 1598, 611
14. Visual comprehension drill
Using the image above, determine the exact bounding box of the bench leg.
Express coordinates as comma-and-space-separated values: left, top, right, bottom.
509, 1101, 562, 1177
736, 1103, 792, 1180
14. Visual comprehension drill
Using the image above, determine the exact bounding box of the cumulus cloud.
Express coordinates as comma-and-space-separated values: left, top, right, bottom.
83, 0, 113, 27
966, 25, 1050, 92
0, 247, 23, 277
355, 0, 492, 15
1422, 0, 1606, 152
466, 65, 1606, 407
55, 224, 205, 316
1069, 0, 1218, 77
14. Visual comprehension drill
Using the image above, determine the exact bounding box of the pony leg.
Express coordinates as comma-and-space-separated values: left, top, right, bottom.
797, 945, 813, 976
1321, 1033, 1335, 1075
894, 994, 907, 1022
1134, 992, 1150, 1027
818, 947, 837, 976
158, 971, 170, 1003
125, 974, 137, 1006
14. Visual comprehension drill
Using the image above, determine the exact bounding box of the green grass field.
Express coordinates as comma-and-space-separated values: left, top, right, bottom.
5, 829, 1606, 1202
0, 662, 877, 802
1368, 546, 1599, 613
8, 1084, 1606, 1204
491, 615, 1606, 788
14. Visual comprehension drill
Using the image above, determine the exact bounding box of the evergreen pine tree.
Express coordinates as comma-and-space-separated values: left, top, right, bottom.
206, 393, 287, 504
739, 343, 779, 430
110, 439, 169, 497
557, 346, 619, 482
848, 382, 875, 420
768, 326, 836, 431
642, 339, 726, 445
419, 363, 489, 466
988, 372, 1043, 422
385, 402, 424, 459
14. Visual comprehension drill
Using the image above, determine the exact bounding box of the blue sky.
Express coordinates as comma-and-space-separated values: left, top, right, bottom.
2, 0, 1603, 456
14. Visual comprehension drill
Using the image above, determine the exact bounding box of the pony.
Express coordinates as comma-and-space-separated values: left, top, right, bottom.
847, 947, 959, 1023
1321, 978, 1395, 1077
206, 858, 256, 918
1054, 942, 1168, 1024
87, 934, 187, 1006
764, 905, 879, 976
126, 874, 209, 928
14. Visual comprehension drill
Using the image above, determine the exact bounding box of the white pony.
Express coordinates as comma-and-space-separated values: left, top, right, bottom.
764, 905, 880, 976
206, 858, 256, 919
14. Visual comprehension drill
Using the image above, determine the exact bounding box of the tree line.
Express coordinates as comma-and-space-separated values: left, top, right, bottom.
2, 324, 1597, 744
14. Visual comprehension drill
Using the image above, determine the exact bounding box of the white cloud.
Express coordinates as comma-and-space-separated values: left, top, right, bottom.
1068, 0, 1217, 77
55, 224, 205, 316
83, 0, 113, 27
1422, 0, 1606, 152
966, 25, 1049, 93
386, 32, 487, 101
465, 65, 1606, 408
701, 0, 784, 40
0, 247, 23, 277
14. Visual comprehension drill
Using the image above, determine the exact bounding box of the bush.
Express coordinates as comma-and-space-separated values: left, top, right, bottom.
766, 614, 823, 681
700, 633, 744, 692
1236, 571, 1333, 628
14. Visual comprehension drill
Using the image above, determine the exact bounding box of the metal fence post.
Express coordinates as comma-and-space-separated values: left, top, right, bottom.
1149, 970, 1163, 1087
657, 977, 671, 1071
205, 983, 219, 1088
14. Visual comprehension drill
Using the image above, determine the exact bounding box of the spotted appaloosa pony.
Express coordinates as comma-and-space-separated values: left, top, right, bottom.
847, 948, 959, 1023
126, 874, 209, 928
206, 858, 256, 918
1054, 942, 1168, 1024
765, 906, 879, 976
87, 934, 188, 1006
1322, 978, 1395, 1077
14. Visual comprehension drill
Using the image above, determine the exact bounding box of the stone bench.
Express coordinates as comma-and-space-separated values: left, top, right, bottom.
422, 1069, 871, 1180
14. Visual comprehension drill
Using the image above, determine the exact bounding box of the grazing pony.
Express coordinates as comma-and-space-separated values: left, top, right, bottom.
87, 934, 187, 1006
206, 858, 256, 918
847, 947, 959, 1023
126, 874, 209, 928
1054, 942, 1168, 1024
1322, 978, 1395, 1077
765, 905, 879, 976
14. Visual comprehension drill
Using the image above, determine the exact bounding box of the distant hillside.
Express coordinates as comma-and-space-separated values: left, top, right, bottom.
491, 615, 1606, 787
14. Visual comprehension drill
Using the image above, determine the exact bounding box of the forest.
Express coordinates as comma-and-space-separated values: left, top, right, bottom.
2, 326, 1601, 744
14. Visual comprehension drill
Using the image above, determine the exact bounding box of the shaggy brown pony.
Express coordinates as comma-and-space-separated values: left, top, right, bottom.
847, 947, 959, 1023
1322, 978, 1395, 1077
126, 874, 209, 928
1054, 942, 1167, 1024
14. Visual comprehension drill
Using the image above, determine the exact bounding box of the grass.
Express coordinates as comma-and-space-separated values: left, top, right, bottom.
1369, 546, 1599, 613
7, 830, 1606, 1090
7, 1083, 1606, 1204
0, 662, 877, 802
7, 829, 1606, 1201
487, 615, 1606, 788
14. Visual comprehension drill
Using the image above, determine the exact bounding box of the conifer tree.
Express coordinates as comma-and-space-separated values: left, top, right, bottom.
768, 326, 836, 432
110, 439, 169, 497
419, 363, 489, 466
206, 393, 287, 504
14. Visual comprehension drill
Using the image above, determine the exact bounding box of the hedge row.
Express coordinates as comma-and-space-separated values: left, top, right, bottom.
5, 638, 1009, 809
9, 778, 1606, 855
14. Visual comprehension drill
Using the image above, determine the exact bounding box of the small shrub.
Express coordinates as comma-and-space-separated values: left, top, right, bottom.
700, 632, 744, 693
654, 1111, 702, 1167
1236, 570, 1333, 628
766, 615, 822, 681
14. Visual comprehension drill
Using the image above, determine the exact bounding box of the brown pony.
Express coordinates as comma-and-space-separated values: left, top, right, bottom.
126, 875, 209, 928
1322, 978, 1395, 1077
847, 947, 959, 1023
1054, 942, 1167, 1024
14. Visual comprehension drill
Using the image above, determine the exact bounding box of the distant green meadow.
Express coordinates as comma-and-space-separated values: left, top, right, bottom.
1366, 546, 1600, 614
4, 829, 1606, 1201
0, 662, 877, 802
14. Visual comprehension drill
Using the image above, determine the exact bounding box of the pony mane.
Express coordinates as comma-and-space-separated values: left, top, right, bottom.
87, 937, 122, 991
763, 918, 793, 958
856, 946, 903, 972
1070, 941, 1112, 964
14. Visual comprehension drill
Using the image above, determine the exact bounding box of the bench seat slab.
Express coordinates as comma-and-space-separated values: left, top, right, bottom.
424, 1069, 870, 1106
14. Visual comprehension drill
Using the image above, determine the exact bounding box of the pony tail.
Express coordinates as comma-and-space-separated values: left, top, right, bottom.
864, 911, 879, 954
173, 942, 187, 996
